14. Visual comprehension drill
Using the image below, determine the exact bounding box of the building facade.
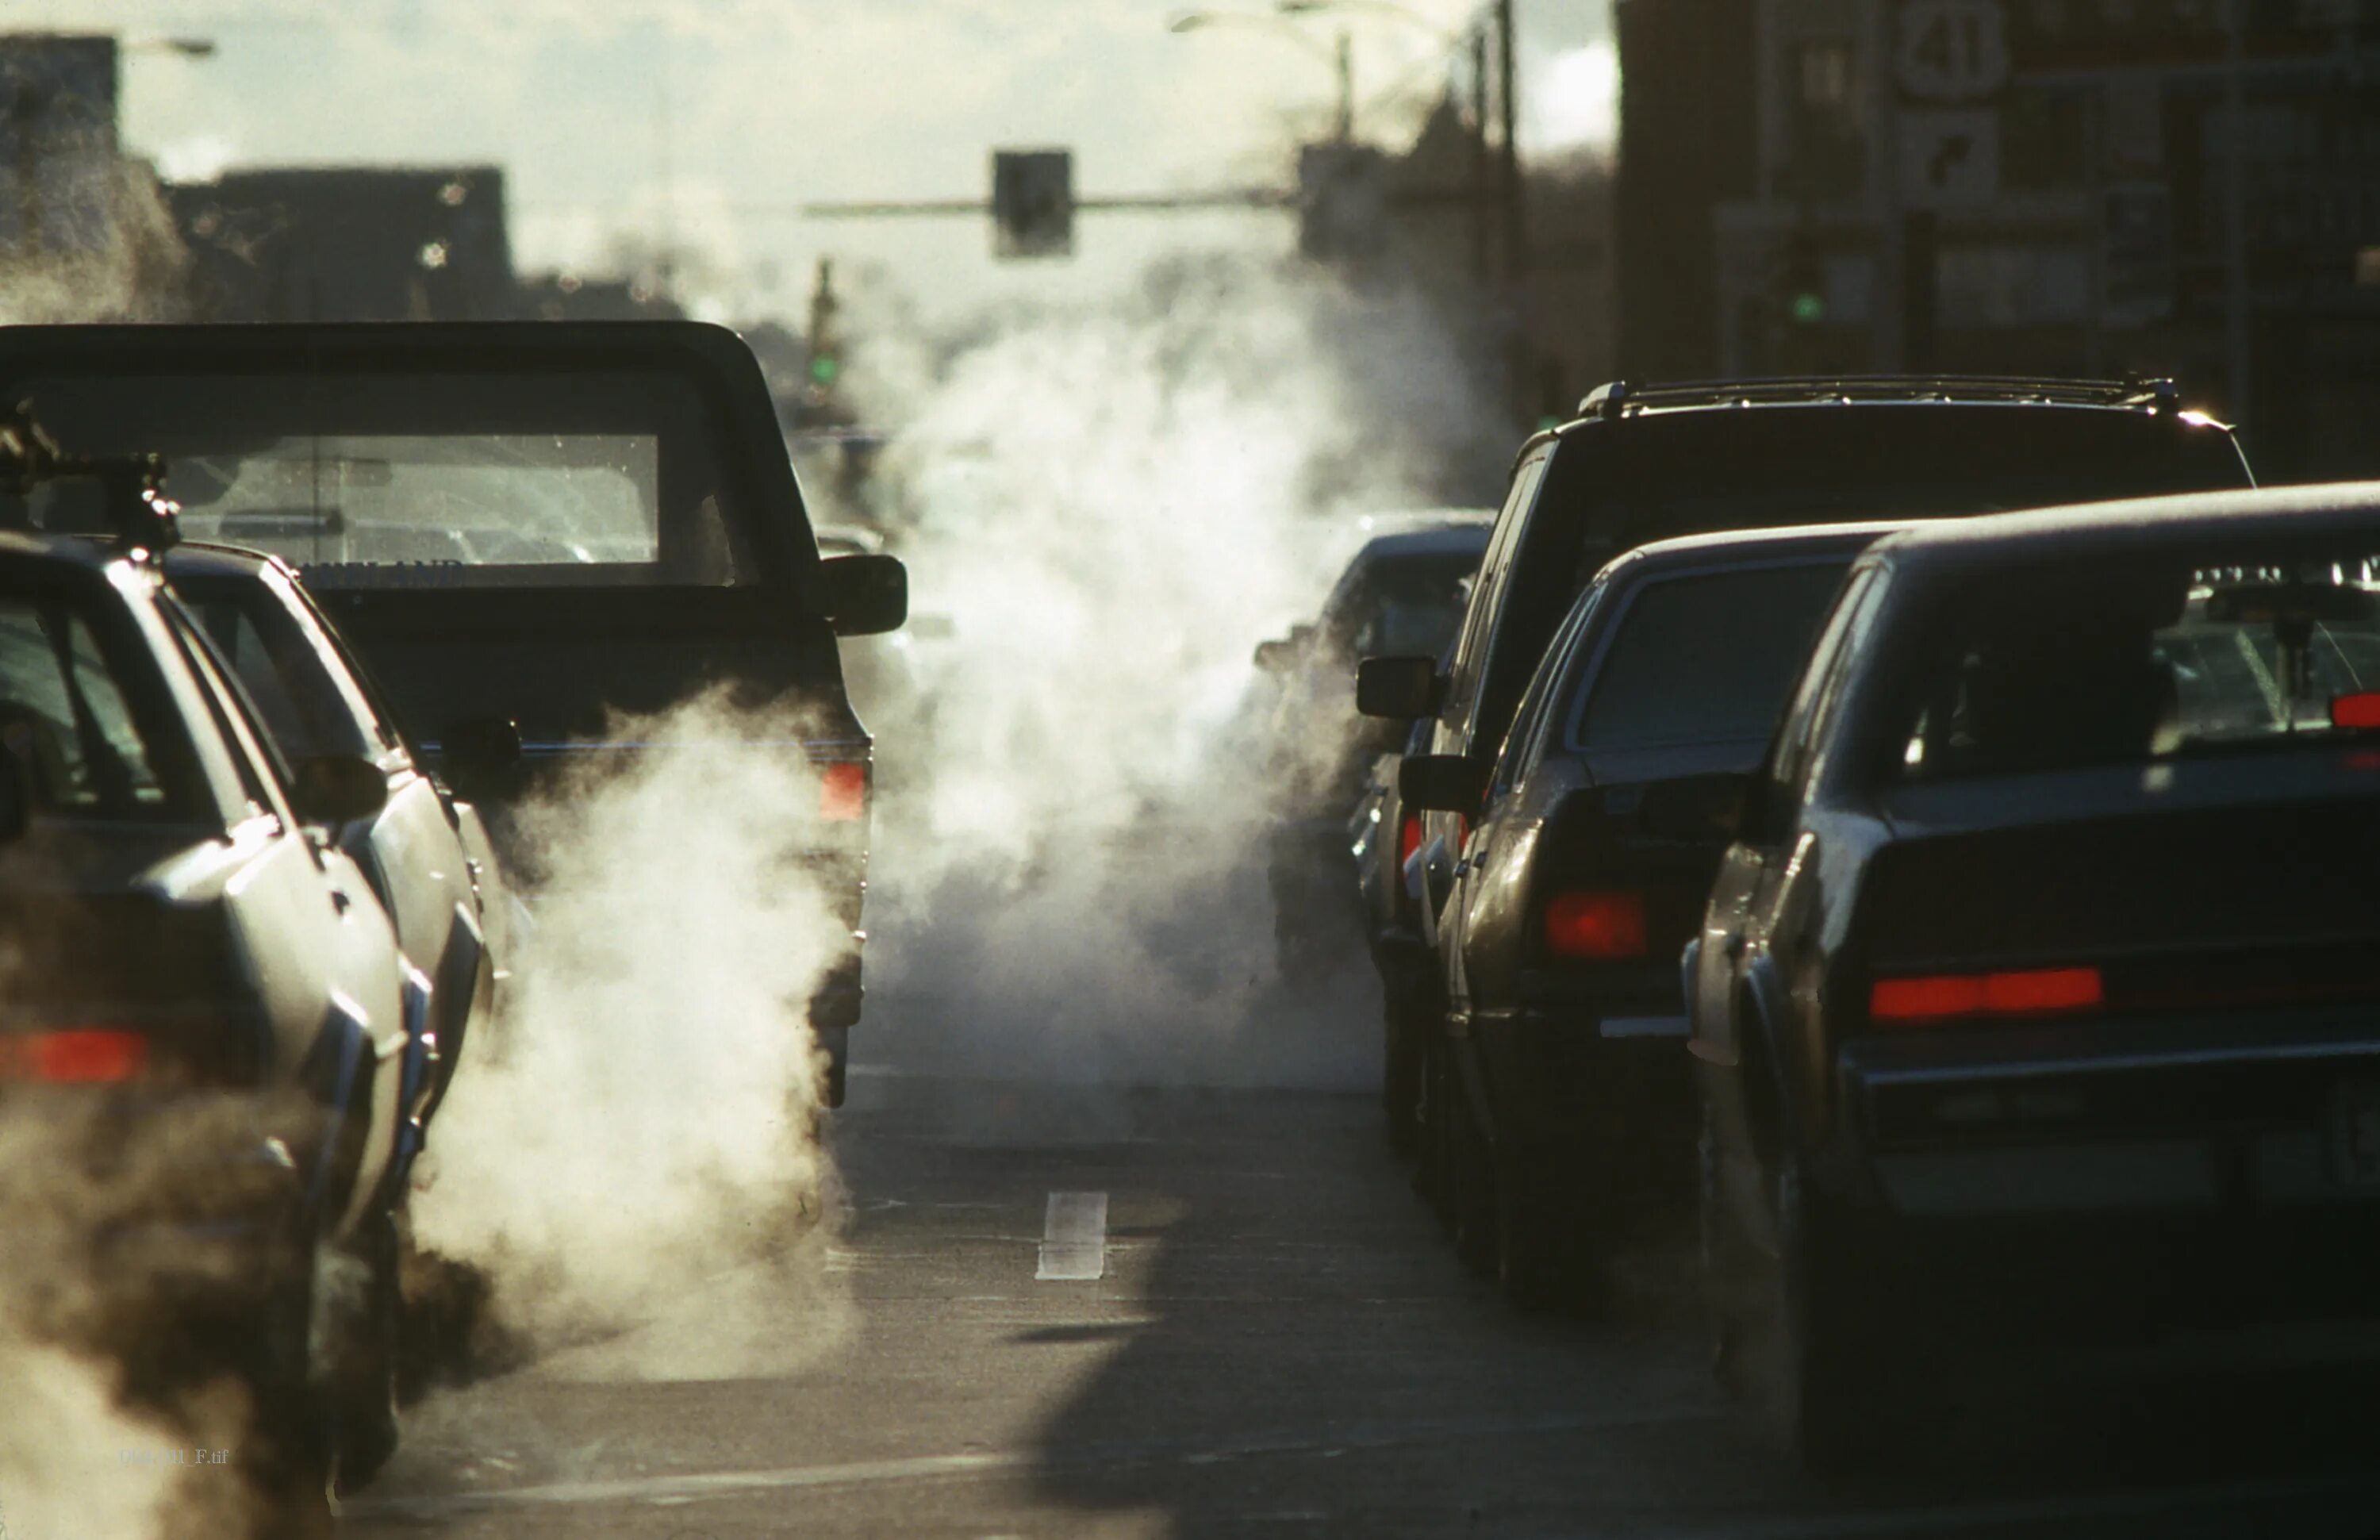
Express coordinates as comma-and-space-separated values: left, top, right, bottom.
1619, 0, 2380, 478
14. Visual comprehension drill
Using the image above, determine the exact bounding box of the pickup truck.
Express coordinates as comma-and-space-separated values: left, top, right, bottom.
0, 322, 907, 1104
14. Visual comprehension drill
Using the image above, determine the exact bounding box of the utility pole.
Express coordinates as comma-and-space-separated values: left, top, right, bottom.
1333, 29, 1354, 141
1495, 0, 1524, 278
1471, 24, 1491, 279
2222, 0, 2251, 433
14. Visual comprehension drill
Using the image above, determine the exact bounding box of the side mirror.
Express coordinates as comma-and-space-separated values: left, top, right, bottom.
820, 552, 909, 637
1357, 655, 1441, 720
1399, 754, 1488, 815
290, 754, 389, 827
442, 716, 523, 797
1636, 771, 1753, 843
1253, 638, 1293, 672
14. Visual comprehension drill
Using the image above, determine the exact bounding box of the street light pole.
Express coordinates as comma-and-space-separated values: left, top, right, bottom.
2222, 0, 2251, 433
1472, 24, 1491, 279
1334, 29, 1355, 142
1495, 0, 1522, 279
1170, 11, 1355, 142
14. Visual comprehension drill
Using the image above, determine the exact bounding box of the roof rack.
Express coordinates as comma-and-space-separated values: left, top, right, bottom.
0, 401, 181, 555
1577, 374, 2185, 420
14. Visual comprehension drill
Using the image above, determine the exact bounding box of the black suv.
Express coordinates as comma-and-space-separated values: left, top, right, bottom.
1357, 376, 2254, 1195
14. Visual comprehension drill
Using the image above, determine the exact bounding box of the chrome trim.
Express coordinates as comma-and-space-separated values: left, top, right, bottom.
1856, 1037, 2380, 1089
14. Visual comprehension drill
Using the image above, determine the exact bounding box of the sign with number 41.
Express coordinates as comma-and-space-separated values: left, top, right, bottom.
1896, 0, 2011, 103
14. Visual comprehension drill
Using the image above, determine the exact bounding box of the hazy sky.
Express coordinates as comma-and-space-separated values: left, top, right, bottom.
19, 1, 1614, 323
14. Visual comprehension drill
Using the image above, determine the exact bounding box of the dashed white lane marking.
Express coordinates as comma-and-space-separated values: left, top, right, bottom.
1035, 1191, 1107, 1281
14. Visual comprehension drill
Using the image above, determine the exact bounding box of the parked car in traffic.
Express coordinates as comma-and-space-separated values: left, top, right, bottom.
0, 321, 906, 1107
0, 509, 412, 1516
1357, 375, 2256, 1167
166, 541, 510, 1153
1687, 484, 2380, 1471
1257, 517, 1490, 977
1403, 522, 1902, 1304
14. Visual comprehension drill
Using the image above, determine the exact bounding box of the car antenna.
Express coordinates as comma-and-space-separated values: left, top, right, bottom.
0, 400, 181, 558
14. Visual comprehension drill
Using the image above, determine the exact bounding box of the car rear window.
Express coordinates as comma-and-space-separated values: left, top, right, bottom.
1565, 558, 1854, 752
0, 587, 187, 820
0, 369, 754, 590
1339, 550, 1484, 659
1886, 552, 2380, 782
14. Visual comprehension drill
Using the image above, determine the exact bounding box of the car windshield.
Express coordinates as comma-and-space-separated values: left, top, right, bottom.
1887, 553, 2380, 782
1566, 558, 1854, 751
0, 581, 185, 821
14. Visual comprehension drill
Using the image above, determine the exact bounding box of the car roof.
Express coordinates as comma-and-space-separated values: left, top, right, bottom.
1515, 382, 2228, 470
1352, 522, 1495, 563
0, 528, 122, 571
163, 541, 285, 581
1595, 519, 1910, 584
1872, 482, 2380, 571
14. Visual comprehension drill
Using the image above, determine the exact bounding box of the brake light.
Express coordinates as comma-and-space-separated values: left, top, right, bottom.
0, 1030, 149, 1083
817, 762, 868, 822
1399, 814, 1422, 867
1870, 966, 2103, 1026
2334, 691, 2380, 730
1541, 891, 1648, 960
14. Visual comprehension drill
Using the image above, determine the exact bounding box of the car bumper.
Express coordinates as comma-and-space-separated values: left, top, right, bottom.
1468, 985, 1697, 1186
1819, 1008, 2380, 1328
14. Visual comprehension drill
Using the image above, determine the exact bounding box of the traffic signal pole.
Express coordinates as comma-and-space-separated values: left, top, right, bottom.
1496, 0, 1524, 279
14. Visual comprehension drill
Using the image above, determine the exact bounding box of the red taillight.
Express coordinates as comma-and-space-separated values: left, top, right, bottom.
1870, 966, 2103, 1026
1541, 890, 1648, 960
2334, 691, 2380, 730
1399, 814, 1422, 867
0, 1030, 149, 1083
817, 762, 868, 822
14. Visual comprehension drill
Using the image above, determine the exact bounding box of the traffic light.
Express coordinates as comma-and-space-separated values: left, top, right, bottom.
992, 150, 1073, 259
1783, 232, 1826, 325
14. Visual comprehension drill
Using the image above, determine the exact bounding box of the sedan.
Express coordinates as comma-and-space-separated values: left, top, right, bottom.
1404, 522, 1899, 1304
1688, 484, 2380, 1469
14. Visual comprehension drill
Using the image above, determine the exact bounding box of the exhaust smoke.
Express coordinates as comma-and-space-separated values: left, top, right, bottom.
408, 689, 856, 1381
846, 252, 1499, 1093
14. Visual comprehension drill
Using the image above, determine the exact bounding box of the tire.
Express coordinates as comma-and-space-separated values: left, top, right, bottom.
1382, 1002, 1422, 1159
1700, 1097, 1756, 1396
1414, 1028, 1455, 1226
817, 1026, 850, 1110
1765, 1162, 1892, 1477
330, 1211, 403, 1493
245, 1243, 337, 1539
1495, 1160, 1596, 1315
1445, 1054, 1498, 1277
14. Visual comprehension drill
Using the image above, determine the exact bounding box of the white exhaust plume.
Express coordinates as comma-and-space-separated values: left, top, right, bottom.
409, 689, 855, 1379
846, 253, 1499, 1090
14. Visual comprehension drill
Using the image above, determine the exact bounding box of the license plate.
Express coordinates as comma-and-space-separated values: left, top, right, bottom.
2326, 1083, 2380, 1190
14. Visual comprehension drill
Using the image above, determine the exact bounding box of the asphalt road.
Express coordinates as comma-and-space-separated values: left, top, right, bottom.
341, 1035, 2380, 1539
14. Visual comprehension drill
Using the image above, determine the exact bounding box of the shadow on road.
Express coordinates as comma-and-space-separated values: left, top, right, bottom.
1013, 1089, 2380, 1539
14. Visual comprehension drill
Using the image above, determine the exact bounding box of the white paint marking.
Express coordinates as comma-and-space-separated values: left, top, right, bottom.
1035, 1190, 1107, 1281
